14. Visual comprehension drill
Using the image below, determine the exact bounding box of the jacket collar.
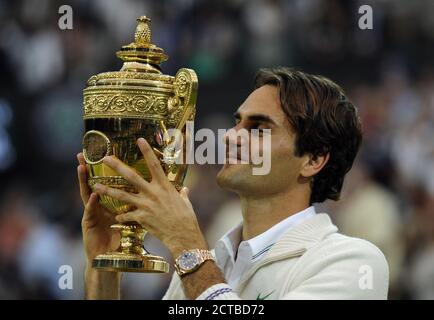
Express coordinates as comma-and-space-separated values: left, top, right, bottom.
266, 213, 338, 258
235, 213, 338, 290
214, 206, 317, 269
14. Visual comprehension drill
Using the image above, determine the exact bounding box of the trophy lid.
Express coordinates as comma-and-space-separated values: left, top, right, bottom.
84, 15, 174, 88
83, 15, 197, 128
116, 16, 168, 72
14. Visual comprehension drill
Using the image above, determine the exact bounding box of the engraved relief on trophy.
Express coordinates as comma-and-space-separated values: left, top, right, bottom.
82, 130, 111, 164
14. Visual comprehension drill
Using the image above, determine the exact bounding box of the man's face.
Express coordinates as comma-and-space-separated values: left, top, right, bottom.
216, 85, 306, 197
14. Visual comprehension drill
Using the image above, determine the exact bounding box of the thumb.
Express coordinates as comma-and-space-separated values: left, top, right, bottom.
180, 187, 193, 209
82, 193, 101, 228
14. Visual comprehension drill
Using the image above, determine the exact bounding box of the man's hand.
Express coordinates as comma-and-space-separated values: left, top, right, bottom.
77, 153, 120, 262
77, 153, 121, 299
92, 138, 226, 299
93, 138, 208, 258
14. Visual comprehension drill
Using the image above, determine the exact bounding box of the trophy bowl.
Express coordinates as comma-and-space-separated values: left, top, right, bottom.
82, 16, 197, 273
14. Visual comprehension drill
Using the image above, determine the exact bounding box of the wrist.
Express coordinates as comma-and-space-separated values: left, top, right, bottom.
85, 263, 120, 281
84, 264, 121, 300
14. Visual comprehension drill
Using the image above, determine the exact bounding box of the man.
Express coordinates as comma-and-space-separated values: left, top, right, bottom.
77, 67, 389, 300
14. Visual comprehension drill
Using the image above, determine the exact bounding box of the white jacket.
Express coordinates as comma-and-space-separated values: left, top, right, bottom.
163, 213, 389, 300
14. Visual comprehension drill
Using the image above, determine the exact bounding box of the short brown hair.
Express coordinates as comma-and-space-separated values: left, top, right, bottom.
255, 67, 362, 204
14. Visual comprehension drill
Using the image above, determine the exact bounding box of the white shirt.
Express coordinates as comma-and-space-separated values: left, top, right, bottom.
214, 206, 316, 288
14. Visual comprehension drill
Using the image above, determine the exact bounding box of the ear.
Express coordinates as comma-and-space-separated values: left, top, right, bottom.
300, 153, 330, 179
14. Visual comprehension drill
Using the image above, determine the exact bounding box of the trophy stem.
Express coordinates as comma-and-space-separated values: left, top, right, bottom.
113, 223, 148, 255
92, 222, 169, 273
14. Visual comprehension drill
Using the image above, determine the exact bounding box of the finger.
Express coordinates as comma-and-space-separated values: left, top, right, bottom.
83, 193, 117, 226
102, 156, 149, 192
82, 193, 101, 227
93, 183, 141, 207
115, 210, 143, 224
179, 187, 193, 209
137, 138, 166, 183
77, 152, 86, 166
77, 164, 91, 205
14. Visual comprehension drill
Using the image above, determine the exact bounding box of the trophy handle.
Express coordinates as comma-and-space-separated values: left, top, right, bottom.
169, 68, 198, 130
153, 68, 197, 188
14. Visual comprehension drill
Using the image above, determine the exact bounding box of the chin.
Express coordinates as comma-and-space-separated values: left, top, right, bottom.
216, 164, 258, 194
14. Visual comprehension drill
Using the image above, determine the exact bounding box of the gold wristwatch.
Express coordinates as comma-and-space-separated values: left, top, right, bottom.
174, 249, 215, 277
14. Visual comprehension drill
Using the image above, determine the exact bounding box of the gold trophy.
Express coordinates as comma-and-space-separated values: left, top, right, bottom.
82, 16, 198, 273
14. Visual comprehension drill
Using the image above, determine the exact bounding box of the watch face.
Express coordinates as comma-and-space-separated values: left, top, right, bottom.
179, 251, 199, 270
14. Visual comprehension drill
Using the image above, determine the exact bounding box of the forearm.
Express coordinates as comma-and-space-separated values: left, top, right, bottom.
180, 260, 226, 299
84, 265, 121, 300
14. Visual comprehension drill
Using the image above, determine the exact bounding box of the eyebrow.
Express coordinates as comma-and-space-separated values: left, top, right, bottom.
233, 111, 277, 126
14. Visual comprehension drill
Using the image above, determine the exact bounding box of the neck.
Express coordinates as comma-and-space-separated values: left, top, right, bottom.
239, 186, 310, 240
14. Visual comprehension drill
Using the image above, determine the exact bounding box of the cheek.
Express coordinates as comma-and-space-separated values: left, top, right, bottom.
269, 139, 301, 176
249, 135, 264, 158
249, 132, 273, 159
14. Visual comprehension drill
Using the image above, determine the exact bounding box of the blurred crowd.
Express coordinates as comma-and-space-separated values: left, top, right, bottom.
0, 0, 433, 299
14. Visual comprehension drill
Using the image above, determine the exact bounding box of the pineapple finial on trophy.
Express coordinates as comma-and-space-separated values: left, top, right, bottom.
116, 15, 167, 68
134, 16, 151, 44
